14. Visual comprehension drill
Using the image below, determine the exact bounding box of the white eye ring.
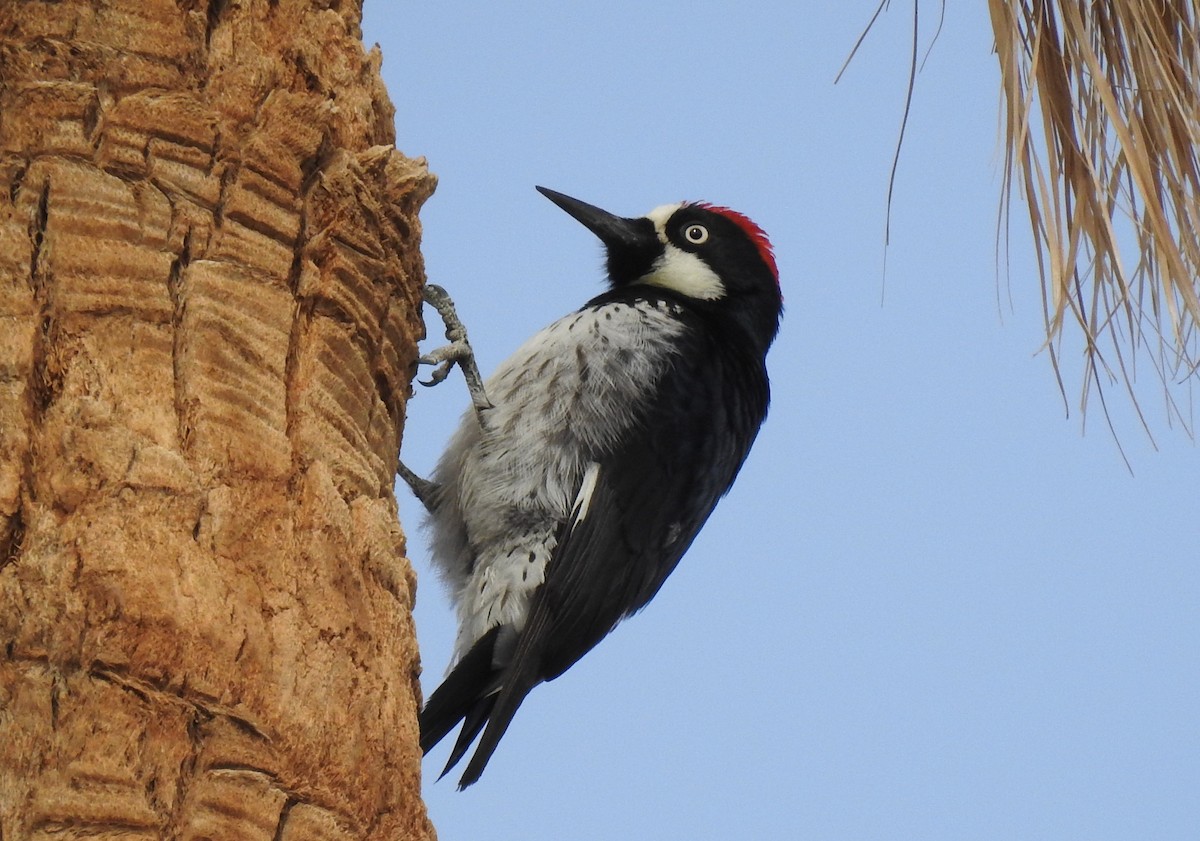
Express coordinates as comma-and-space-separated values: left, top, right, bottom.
682, 223, 709, 245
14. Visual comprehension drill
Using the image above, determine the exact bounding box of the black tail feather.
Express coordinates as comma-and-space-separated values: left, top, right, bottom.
439, 694, 497, 780
420, 622, 547, 789
419, 625, 501, 754
454, 610, 551, 788
453, 674, 536, 789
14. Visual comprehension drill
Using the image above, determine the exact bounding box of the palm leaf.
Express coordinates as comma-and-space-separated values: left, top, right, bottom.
990, 0, 1200, 433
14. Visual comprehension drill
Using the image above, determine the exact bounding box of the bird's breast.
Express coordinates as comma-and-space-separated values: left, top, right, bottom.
431, 297, 694, 658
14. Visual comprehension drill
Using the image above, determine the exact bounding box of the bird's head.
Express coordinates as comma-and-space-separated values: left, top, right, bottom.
536, 186, 781, 349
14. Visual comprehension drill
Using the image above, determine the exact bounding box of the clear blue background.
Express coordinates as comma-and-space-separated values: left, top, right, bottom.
363, 4, 1200, 839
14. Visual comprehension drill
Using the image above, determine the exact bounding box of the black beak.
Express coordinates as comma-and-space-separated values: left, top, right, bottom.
536, 187, 660, 286
536, 186, 650, 253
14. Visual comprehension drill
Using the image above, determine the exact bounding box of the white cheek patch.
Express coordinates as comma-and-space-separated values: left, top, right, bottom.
638, 245, 725, 300
637, 203, 726, 300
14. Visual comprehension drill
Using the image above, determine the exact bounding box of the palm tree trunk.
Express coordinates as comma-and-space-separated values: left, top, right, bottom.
0, 2, 436, 839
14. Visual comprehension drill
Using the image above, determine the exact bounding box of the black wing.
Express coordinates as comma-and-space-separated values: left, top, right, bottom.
452, 327, 770, 787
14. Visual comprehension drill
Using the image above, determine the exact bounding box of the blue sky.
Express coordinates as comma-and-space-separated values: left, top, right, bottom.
364, 4, 1200, 839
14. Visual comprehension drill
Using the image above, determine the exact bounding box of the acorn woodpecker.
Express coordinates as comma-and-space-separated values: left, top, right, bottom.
401, 186, 781, 789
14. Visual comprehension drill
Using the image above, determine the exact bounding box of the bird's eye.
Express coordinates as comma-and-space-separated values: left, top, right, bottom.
682, 223, 709, 245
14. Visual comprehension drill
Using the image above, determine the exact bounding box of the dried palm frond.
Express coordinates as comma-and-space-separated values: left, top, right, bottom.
989, 0, 1200, 435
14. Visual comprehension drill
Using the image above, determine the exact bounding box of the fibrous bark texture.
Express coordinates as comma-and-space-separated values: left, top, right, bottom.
0, 2, 437, 840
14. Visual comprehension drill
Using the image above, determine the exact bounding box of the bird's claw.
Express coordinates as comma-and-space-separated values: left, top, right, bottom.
399, 285, 493, 498
415, 283, 494, 421
418, 342, 473, 390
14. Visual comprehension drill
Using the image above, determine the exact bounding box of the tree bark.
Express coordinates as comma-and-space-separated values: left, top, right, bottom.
0, 2, 436, 840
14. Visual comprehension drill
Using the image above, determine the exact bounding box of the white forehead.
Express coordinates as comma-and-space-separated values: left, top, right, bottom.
645, 203, 685, 242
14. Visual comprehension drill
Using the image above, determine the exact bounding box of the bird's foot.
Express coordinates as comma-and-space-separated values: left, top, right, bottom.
398, 460, 440, 512
417, 284, 494, 422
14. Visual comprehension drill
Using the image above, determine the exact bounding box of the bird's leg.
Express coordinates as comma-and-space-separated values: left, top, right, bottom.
398, 285, 491, 510
398, 459, 440, 513
416, 284, 494, 424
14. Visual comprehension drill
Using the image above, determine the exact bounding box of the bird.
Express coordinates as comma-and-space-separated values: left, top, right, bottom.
400, 186, 782, 789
